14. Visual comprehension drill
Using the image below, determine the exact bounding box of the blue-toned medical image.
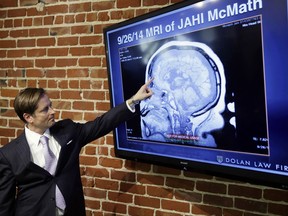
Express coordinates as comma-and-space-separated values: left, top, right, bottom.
140, 41, 226, 147
121, 15, 268, 155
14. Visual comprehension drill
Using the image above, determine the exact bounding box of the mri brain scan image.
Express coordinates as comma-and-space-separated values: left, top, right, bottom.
140, 41, 227, 147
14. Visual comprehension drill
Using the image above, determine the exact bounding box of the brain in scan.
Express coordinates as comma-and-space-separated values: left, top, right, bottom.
140, 41, 226, 147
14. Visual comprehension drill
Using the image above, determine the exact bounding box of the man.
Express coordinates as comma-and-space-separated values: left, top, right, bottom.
0, 80, 153, 216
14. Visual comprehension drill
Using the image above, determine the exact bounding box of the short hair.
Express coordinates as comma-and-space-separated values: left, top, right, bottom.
14, 88, 46, 123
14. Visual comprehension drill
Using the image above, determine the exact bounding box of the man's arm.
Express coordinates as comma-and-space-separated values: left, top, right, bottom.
51, 79, 154, 147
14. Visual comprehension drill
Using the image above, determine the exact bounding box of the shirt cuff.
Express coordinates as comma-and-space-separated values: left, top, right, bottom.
126, 100, 136, 113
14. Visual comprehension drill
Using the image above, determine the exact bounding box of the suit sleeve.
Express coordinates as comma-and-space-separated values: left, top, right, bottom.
51, 102, 137, 147
77, 102, 136, 145
0, 150, 16, 216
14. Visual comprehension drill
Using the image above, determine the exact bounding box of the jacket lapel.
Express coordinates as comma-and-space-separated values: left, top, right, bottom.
52, 132, 74, 174
12, 133, 48, 175
15, 133, 32, 167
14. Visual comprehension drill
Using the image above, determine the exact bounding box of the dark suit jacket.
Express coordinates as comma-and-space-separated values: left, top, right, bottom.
0, 102, 135, 216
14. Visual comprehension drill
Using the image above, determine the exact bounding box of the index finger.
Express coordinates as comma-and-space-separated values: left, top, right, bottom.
145, 78, 154, 87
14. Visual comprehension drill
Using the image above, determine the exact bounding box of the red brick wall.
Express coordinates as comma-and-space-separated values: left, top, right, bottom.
1, 1, 288, 215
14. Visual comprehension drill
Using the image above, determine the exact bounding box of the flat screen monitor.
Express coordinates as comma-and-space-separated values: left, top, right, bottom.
104, 0, 288, 189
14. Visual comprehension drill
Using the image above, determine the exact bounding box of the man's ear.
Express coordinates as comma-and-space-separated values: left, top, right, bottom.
23, 113, 33, 124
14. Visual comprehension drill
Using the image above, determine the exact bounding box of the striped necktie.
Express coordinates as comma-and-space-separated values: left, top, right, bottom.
40, 136, 66, 210
40, 135, 56, 174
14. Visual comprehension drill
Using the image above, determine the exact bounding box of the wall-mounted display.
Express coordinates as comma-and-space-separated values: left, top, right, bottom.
104, 0, 288, 189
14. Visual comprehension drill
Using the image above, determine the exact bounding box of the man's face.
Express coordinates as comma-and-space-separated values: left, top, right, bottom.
25, 94, 55, 134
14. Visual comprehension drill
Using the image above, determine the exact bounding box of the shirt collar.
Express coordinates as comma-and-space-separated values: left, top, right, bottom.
25, 126, 51, 147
